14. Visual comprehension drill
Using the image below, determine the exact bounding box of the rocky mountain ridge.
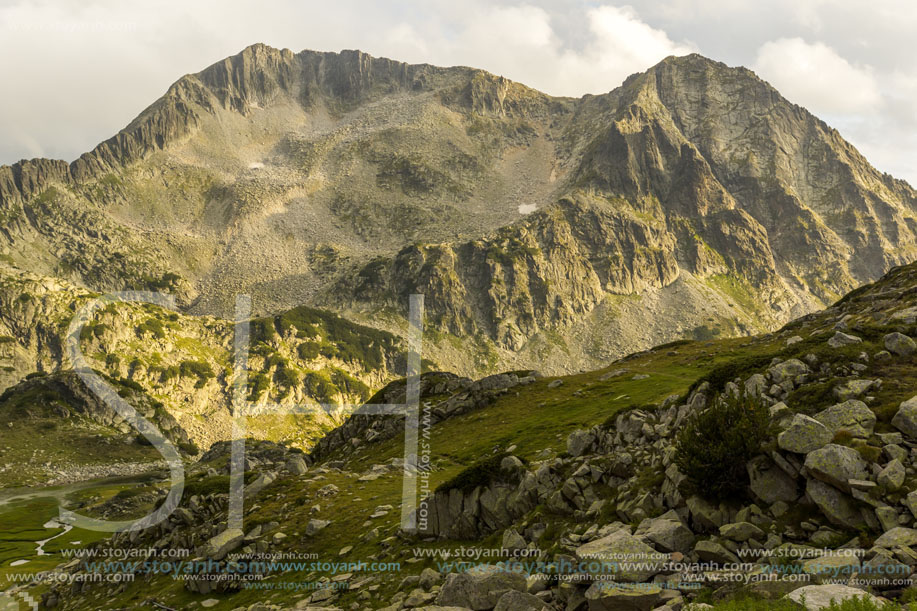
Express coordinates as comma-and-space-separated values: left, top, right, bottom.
1, 45, 916, 375
0, 265, 410, 452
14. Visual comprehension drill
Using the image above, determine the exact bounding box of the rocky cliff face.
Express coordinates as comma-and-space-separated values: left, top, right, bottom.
0, 265, 408, 451
1, 45, 915, 376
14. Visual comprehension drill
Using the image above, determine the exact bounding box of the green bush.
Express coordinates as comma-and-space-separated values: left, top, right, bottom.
136, 318, 166, 339
118, 377, 145, 392
248, 372, 270, 401
178, 441, 200, 455
689, 354, 774, 394
180, 360, 214, 388
856, 444, 882, 463
436, 452, 525, 494
296, 341, 321, 360
674, 391, 770, 501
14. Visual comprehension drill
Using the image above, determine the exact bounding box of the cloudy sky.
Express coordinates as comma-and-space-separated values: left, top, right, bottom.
1, 0, 915, 184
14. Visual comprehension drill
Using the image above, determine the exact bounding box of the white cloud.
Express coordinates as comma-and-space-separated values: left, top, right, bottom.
753, 38, 881, 115
0, 1, 914, 185
399, 3, 693, 97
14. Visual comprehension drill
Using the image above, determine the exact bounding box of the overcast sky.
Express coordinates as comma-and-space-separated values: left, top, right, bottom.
1, 0, 915, 184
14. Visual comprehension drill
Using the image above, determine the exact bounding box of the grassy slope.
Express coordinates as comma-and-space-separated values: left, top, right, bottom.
17, 262, 917, 609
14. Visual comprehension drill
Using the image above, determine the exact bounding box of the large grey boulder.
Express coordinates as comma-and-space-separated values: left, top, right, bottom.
584, 582, 662, 611
305, 519, 331, 536
828, 332, 862, 348
566, 429, 595, 457
694, 539, 739, 564
745, 374, 767, 397
747, 455, 798, 503
435, 565, 526, 610
768, 359, 808, 384
636, 512, 695, 554
891, 396, 917, 439
814, 400, 875, 438
832, 380, 876, 402
286, 456, 309, 475
574, 529, 661, 582
786, 585, 880, 609
874, 527, 917, 548
686, 496, 727, 533
804, 444, 868, 492
877, 459, 905, 491
885, 332, 916, 356
201, 528, 244, 561
801, 553, 860, 584
806, 479, 865, 529
778, 415, 831, 454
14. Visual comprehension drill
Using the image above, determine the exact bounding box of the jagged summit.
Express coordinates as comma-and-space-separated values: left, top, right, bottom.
0, 44, 915, 376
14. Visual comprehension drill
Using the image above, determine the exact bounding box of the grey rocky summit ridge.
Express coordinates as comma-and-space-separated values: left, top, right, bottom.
0, 44, 915, 376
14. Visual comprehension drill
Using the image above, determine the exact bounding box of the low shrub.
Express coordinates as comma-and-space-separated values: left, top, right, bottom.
436, 452, 525, 494
136, 319, 166, 339
674, 391, 771, 501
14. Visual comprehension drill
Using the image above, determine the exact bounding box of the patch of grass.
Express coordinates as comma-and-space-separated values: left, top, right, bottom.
785, 379, 839, 414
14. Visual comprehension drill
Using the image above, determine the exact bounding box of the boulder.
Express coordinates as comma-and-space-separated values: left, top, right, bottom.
885, 332, 916, 356
832, 380, 876, 402
803, 445, 868, 492
492, 590, 549, 611
806, 480, 865, 529
778, 415, 831, 454
785, 585, 880, 610
501, 529, 526, 553
891, 396, 917, 439
286, 456, 309, 475
768, 359, 808, 384
860, 550, 910, 586
201, 528, 244, 561
801, 553, 860, 583
875, 506, 899, 532
435, 565, 526, 610
905, 491, 917, 519
813, 400, 875, 438
636, 513, 695, 554
305, 519, 331, 536
686, 496, 728, 533
828, 332, 862, 348
874, 527, 917, 548
566, 429, 595, 457
419, 568, 442, 591
747, 456, 798, 503
719, 522, 765, 542
877, 459, 905, 491
584, 582, 662, 611
745, 374, 767, 397
574, 529, 661, 582
694, 539, 739, 564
